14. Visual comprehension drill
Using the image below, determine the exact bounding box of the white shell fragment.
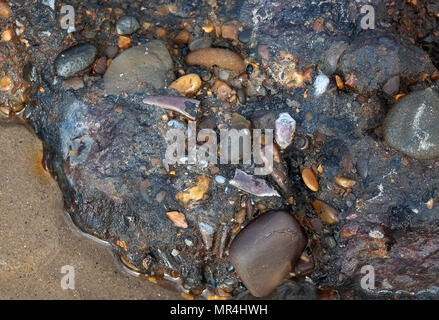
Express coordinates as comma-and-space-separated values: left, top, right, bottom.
314, 74, 330, 96
215, 175, 226, 184
230, 169, 280, 197
275, 112, 296, 149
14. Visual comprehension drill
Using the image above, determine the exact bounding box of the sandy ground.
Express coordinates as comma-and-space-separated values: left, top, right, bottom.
0, 121, 180, 299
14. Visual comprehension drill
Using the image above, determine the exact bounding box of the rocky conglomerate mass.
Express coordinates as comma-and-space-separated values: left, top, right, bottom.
1, 0, 438, 299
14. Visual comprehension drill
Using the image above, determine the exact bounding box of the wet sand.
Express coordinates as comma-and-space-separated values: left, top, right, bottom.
0, 122, 180, 299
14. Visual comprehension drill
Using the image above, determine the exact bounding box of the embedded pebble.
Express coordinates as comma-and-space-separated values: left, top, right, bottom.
314, 74, 330, 96
229, 211, 306, 297
383, 75, 400, 96
238, 27, 252, 43
237, 88, 246, 104
334, 176, 357, 188
105, 46, 118, 59
0, 1, 11, 18
169, 73, 202, 97
321, 41, 348, 75
200, 70, 212, 81
384, 88, 439, 160
188, 37, 212, 51
104, 41, 173, 94
54, 44, 98, 77
116, 16, 140, 35
62, 77, 84, 90
173, 30, 190, 44
312, 199, 339, 225
275, 113, 296, 149
166, 211, 188, 228
302, 168, 319, 192
221, 21, 239, 41
211, 80, 232, 99
185, 48, 246, 73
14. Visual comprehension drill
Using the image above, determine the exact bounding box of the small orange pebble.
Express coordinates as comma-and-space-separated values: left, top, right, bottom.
156, 6, 168, 15
207, 294, 228, 300
39, 87, 45, 93
317, 164, 324, 174
0, 1, 11, 18
426, 198, 434, 210
181, 292, 195, 300
118, 35, 131, 49
156, 27, 167, 38
395, 93, 406, 102
335, 75, 344, 89
173, 29, 190, 44
2, 29, 12, 42
211, 80, 232, 99
304, 89, 309, 99
0, 75, 12, 91
202, 24, 214, 33
334, 176, 357, 188
165, 211, 188, 228
147, 276, 157, 283
302, 167, 319, 192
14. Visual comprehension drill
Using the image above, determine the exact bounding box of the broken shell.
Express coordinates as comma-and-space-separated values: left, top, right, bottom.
314, 74, 329, 96
302, 168, 319, 192
143, 96, 199, 120
311, 199, 339, 225
275, 112, 296, 149
334, 176, 357, 188
185, 48, 246, 73
166, 211, 188, 228
198, 221, 215, 250
230, 169, 280, 197
169, 73, 202, 97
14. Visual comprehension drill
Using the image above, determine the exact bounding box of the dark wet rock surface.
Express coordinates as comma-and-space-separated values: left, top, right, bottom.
384, 88, 439, 160
54, 44, 98, 78
2, 0, 439, 300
